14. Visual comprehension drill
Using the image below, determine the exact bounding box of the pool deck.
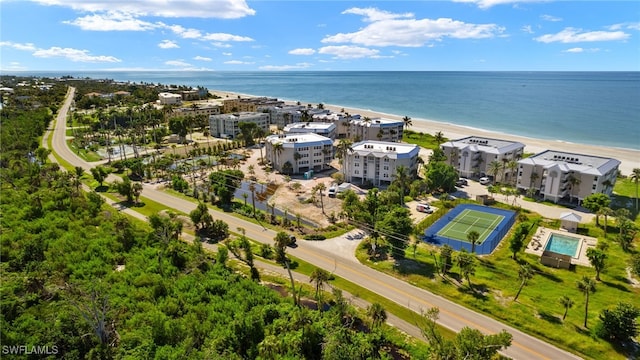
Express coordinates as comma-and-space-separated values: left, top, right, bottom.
525, 227, 597, 267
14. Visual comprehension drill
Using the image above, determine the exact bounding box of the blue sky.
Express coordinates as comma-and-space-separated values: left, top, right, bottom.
1, 0, 639, 71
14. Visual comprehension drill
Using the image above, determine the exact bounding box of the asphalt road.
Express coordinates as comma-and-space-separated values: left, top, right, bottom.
48, 87, 582, 360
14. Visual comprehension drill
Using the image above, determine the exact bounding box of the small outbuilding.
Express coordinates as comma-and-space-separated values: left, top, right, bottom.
559, 212, 582, 233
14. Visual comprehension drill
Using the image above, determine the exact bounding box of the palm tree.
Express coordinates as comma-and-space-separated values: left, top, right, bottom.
576, 276, 596, 328
456, 250, 476, 289
394, 165, 411, 206
367, 302, 387, 328
249, 182, 257, 216
272, 142, 283, 172
335, 138, 353, 177
529, 169, 539, 188
314, 183, 326, 214
598, 206, 614, 237
507, 160, 518, 185
567, 175, 581, 203
434, 131, 445, 146
586, 248, 606, 281
467, 230, 480, 253
513, 264, 534, 302
309, 267, 330, 308
559, 295, 574, 321
488, 160, 502, 183
630, 168, 640, 210
402, 115, 412, 130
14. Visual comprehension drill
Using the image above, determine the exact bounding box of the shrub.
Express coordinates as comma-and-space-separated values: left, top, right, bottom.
304, 234, 326, 241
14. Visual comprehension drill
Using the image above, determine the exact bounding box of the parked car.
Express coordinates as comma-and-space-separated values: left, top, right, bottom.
456, 178, 468, 186
327, 185, 337, 197
416, 203, 433, 213
288, 235, 297, 247
479, 177, 491, 185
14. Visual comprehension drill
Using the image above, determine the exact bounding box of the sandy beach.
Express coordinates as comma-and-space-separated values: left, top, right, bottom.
209, 90, 639, 176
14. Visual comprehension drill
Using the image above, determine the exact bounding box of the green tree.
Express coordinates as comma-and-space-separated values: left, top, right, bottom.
402, 115, 412, 129
132, 181, 143, 204
309, 267, 330, 308
513, 264, 534, 302
393, 164, 411, 206
630, 168, 640, 211
423, 161, 458, 193
487, 160, 503, 183
237, 121, 259, 146
335, 138, 353, 177
115, 176, 134, 203
366, 303, 387, 328
586, 247, 607, 281
189, 202, 213, 231
456, 250, 477, 289
596, 302, 640, 344
418, 307, 512, 360
577, 276, 597, 328
313, 182, 326, 214
90, 165, 109, 187
440, 244, 454, 275
209, 169, 244, 208
467, 230, 480, 253
582, 193, 611, 226
433, 131, 445, 146
559, 295, 574, 321
377, 207, 413, 260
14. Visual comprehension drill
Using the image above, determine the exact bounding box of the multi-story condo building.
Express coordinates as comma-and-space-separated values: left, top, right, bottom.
168, 103, 221, 119
516, 150, 620, 204
345, 141, 420, 187
268, 106, 330, 129
158, 92, 182, 105
264, 133, 334, 175
222, 97, 284, 113
209, 112, 270, 139
312, 113, 361, 138
284, 122, 337, 140
348, 118, 404, 142
441, 136, 525, 181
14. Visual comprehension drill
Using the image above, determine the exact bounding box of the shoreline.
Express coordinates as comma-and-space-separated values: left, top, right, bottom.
209, 89, 639, 176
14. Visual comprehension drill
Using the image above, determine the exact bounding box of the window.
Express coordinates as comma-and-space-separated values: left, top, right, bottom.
384, 158, 390, 163
355, 163, 359, 167
592, 184, 597, 190
355, 170, 359, 175
355, 155, 360, 159
383, 166, 389, 170
383, 173, 389, 178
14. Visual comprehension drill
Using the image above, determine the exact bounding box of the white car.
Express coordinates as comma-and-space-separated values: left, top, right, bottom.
416, 203, 433, 213
479, 177, 491, 185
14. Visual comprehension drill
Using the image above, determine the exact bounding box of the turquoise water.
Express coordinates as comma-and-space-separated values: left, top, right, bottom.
545, 234, 581, 257
15, 71, 640, 150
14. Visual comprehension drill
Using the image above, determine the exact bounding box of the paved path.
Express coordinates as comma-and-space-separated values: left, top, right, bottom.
48, 87, 583, 360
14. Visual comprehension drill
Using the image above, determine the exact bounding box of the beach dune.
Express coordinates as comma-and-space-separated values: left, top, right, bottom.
209, 90, 639, 176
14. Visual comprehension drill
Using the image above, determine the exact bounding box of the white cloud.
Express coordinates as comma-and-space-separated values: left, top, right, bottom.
342, 7, 413, 22
210, 42, 233, 48
193, 56, 212, 61
63, 11, 157, 31
452, 0, 543, 9
158, 40, 179, 49
608, 22, 640, 31
32, 47, 121, 62
289, 48, 316, 55
259, 63, 313, 71
323, 8, 504, 47
563, 47, 601, 53
165, 59, 191, 67
318, 45, 380, 59
222, 52, 232, 56
202, 33, 253, 42
166, 24, 202, 39
535, 28, 630, 43
224, 60, 255, 65
540, 14, 562, 22
521, 25, 534, 34
0, 41, 37, 51
33, 0, 256, 19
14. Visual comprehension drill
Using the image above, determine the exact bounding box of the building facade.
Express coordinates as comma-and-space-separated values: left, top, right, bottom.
264, 133, 334, 175
209, 112, 270, 139
516, 150, 620, 204
441, 136, 525, 181
348, 118, 404, 142
283, 122, 337, 140
169, 103, 221, 119
158, 92, 182, 105
222, 97, 284, 113
345, 141, 420, 187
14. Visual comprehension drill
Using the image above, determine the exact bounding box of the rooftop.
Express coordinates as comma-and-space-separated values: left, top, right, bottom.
521, 150, 621, 175
447, 136, 524, 153
266, 132, 333, 146
351, 140, 419, 157
351, 117, 403, 127
284, 122, 336, 131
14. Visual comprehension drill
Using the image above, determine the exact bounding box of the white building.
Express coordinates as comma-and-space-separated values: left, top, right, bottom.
345, 141, 420, 187
209, 112, 270, 139
516, 150, 620, 204
264, 133, 334, 175
348, 117, 404, 142
284, 122, 337, 140
441, 136, 525, 181
158, 92, 182, 105
312, 113, 361, 138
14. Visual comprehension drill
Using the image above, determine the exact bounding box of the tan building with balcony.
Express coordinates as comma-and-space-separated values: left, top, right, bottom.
264, 133, 334, 175
345, 141, 420, 187
222, 97, 284, 113
441, 136, 525, 181
516, 150, 620, 204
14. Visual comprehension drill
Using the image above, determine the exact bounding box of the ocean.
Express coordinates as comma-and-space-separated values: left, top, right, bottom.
18, 71, 640, 150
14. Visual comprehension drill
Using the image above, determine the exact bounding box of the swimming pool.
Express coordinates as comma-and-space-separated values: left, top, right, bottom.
545, 233, 582, 258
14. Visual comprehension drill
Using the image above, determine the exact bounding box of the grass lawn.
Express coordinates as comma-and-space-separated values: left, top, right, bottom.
402, 130, 445, 150
357, 210, 640, 360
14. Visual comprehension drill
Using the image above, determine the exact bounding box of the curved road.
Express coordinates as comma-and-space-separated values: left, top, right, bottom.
50, 87, 582, 360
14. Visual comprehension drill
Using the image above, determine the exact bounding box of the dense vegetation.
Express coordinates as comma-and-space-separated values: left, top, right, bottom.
1, 78, 426, 359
